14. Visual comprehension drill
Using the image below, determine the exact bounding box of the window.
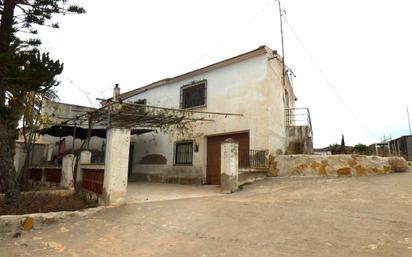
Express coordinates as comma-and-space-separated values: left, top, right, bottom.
134, 99, 146, 114
135, 99, 146, 105
175, 141, 193, 165
180, 81, 207, 109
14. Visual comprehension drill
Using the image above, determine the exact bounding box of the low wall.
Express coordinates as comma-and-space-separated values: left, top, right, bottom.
238, 168, 267, 186
286, 126, 313, 154
269, 154, 408, 177
29, 167, 62, 187
131, 164, 203, 185
78, 164, 105, 204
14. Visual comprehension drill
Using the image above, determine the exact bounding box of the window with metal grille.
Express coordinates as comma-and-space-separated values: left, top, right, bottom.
175, 141, 193, 165
134, 99, 146, 115
180, 81, 207, 109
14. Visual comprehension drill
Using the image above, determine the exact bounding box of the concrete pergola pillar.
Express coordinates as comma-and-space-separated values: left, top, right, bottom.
102, 128, 131, 206
220, 138, 239, 194
61, 154, 75, 188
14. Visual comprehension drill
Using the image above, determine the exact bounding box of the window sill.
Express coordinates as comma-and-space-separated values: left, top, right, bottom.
173, 164, 193, 166
181, 105, 207, 110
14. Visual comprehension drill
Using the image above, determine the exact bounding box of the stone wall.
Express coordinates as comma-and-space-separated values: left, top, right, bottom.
286, 126, 313, 154
269, 154, 409, 177
238, 169, 267, 186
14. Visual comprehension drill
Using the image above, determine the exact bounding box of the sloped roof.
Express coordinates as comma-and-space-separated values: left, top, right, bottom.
119, 45, 274, 101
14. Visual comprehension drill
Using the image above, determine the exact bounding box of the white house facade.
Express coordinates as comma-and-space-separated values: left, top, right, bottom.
122, 45, 303, 185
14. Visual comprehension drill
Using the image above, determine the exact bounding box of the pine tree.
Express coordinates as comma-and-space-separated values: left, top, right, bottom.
0, 0, 85, 207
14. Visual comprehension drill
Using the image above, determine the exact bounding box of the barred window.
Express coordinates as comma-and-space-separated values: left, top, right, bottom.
180, 81, 207, 109
134, 99, 146, 114
175, 141, 193, 165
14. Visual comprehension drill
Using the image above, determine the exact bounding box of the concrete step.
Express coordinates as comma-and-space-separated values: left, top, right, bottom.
239, 171, 267, 186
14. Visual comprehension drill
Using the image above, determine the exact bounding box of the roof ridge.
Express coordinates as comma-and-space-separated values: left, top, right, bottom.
118, 45, 273, 101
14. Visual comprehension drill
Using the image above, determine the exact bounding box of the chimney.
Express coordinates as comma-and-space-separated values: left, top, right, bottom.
113, 83, 120, 101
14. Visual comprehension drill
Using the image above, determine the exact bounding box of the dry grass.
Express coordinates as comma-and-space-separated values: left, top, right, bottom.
0, 193, 96, 215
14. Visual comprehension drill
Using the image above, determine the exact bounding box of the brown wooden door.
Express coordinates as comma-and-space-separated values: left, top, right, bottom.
206, 133, 249, 185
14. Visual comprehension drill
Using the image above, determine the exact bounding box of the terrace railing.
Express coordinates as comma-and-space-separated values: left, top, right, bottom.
285, 107, 313, 138
239, 149, 268, 169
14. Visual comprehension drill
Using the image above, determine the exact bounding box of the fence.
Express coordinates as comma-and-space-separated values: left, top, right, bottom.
29, 167, 62, 185
239, 150, 268, 169
45, 168, 62, 183
29, 168, 43, 182
285, 107, 313, 138
82, 168, 104, 194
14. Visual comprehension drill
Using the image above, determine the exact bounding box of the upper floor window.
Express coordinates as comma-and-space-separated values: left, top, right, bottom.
134, 99, 147, 114
135, 99, 146, 105
180, 80, 207, 109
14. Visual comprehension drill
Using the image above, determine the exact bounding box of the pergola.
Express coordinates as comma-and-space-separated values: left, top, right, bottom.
57, 101, 240, 127
45, 100, 242, 205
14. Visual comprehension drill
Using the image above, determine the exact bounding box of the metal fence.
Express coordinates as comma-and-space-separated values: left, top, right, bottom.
239, 150, 268, 169
285, 107, 313, 138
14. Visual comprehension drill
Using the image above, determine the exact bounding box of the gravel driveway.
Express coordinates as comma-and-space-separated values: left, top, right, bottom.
1, 172, 412, 257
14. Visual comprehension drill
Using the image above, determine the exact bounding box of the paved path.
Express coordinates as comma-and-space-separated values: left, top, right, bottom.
1, 172, 412, 257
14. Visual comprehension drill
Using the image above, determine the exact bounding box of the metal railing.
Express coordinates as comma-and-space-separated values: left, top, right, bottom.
285, 107, 313, 137
239, 149, 268, 169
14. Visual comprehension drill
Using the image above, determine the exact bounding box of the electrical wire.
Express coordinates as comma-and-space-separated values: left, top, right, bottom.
182, 0, 274, 72
282, 15, 380, 139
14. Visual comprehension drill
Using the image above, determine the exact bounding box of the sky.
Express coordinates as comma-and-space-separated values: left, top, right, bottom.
36, 0, 412, 148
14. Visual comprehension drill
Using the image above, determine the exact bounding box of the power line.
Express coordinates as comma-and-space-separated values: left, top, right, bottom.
407, 105, 411, 135
182, 1, 274, 72
281, 15, 380, 139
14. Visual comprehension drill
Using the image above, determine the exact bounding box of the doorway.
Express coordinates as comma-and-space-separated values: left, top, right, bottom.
206, 132, 249, 185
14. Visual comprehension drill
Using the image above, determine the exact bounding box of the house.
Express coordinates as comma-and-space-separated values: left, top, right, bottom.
14, 101, 105, 173
369, 135, 412, 161
119, 45, 313, 185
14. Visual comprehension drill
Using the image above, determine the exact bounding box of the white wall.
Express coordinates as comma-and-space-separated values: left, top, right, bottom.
128, 51, 295, 182
266, 56, 296, 154
41, 134, 105, 157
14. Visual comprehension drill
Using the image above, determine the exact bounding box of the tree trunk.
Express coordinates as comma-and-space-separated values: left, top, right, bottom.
0, 116, 21, 207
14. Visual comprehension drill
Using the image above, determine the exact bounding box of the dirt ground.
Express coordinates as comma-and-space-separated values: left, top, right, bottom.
1, 172, 412, 257
126, 182, 221, 204
0, 193, 93, 215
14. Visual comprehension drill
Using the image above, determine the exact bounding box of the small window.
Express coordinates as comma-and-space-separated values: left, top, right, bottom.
180, 81, 207, 109
135, 99, 146, 105
175, 141, 193, 165
134, 99, 146, 114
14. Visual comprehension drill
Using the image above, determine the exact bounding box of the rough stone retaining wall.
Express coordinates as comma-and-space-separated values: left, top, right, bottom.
0, 189, 106, 234
0, 206, 106, 234
0, 189, 74, 202
268, 154, 409, 177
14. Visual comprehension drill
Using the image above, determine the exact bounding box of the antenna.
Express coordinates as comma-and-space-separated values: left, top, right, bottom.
275, 0, 286, 86
407, 105, 412, 135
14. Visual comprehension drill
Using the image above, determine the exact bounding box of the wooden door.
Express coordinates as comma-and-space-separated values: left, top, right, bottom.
206, 133, 249, 185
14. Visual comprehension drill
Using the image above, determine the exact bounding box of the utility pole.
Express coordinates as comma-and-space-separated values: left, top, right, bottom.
276, 0, 286, 86
407, 105, 412, 135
